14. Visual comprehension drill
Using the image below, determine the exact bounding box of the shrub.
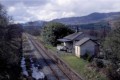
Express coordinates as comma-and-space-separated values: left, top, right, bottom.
106, 64, 120, 80
82, 51, 94, 62
96, 59, 104, 68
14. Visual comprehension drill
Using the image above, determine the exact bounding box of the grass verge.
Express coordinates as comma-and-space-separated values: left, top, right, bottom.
60, 54, 107, 80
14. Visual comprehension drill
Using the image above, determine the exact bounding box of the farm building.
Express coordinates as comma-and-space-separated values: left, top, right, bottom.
58, 32, 87, 52
75, 37, 99, 57
58, 32, 97, 52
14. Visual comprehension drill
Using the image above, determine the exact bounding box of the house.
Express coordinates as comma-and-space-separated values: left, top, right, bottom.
75, 37, 99, 57
57, 31, 99, 57
58, 32, 87, 52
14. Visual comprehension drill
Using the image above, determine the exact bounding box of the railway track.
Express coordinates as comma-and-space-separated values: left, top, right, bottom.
28, 35, 70, 80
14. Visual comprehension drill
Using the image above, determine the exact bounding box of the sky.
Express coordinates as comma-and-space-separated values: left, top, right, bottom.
0, 0, 120, 23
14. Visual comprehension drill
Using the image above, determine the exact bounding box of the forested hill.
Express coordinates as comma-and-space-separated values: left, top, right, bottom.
21, 12, 120, 37
22, 12, 120, 31
52, 12, 120, 25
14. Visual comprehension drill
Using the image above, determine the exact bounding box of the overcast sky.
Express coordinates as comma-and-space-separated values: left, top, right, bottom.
0, 0, 120, 23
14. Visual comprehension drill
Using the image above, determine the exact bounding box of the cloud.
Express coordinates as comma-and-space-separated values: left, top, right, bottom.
0, 0, 49, 7
1, 0, 120, 23
8, 6, 15, 12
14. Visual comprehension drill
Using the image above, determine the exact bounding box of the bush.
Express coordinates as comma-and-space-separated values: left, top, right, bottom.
82, 51, 94, 62
106, 64, 120, 80
96, 59, 104, 68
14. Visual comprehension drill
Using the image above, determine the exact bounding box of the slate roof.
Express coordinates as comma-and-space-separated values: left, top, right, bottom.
58, 32, 98, 43
75, 37, 96, 46
64, 32, 83, 40
58, 32, 83, 42
57, 38, 71, 42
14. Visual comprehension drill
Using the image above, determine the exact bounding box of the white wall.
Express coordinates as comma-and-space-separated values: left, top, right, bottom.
75, 46, 80, 57
63, 42, 66, 46
64, 42, 73, 49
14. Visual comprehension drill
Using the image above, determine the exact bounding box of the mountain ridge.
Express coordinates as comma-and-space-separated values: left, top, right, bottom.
51, 12, 120, 25
21, 11, 120, 27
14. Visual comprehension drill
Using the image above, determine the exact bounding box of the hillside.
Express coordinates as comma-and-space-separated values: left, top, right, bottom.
22, 20, 47, 35
52, 12, 120, 25
21, 12, 120, 27
22, 20, 46, 27
21, 12, 120, 36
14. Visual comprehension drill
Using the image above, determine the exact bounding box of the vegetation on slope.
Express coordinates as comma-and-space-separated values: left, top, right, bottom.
60, 54, 107, 80
102, 19, 120, 80
0, 3, 23, 80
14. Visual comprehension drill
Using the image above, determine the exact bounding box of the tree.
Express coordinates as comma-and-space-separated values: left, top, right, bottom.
0, 3, 9, 26
103, 20, 120, 63
0, 3, 22, 80
41, 22, 74, 46
102, 19, 120, 80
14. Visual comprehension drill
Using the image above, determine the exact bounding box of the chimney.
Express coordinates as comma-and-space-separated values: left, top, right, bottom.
76, 26, 79, 32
